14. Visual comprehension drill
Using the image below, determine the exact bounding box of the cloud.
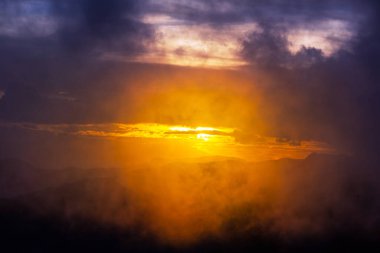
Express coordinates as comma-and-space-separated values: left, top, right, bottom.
51, 0, 154, 55
0, 0, 380, 157
129, 20, 256, 68
232, 0, 380, 156
154, 0, 366, 25
241, 26, 326, 68
0, 0, 154, 55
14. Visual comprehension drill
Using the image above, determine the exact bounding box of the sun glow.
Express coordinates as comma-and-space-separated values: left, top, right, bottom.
170, 126, 217, 132
168, 126, 228, 142
4, 122, 336, 163
196, 133, 210, 141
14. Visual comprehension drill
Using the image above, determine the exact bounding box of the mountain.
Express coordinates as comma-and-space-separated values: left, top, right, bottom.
0, 159, 48, 198
0, 158, 116, 198
0, 154, 379, 252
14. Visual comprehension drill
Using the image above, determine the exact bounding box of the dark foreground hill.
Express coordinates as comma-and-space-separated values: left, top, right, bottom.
0, 154, 379, 252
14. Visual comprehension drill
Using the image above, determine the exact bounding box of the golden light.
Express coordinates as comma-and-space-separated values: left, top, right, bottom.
169, 126, 193, 132
9, 121, 335, 165
196, 133, 210, 141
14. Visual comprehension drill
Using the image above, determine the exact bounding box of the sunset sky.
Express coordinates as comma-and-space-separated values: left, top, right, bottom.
1, 0, 377, 168
0, 1, 380, 251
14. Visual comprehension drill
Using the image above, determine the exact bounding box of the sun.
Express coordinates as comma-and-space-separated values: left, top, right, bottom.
196, 133, 210, 141
168, 125, 231, 142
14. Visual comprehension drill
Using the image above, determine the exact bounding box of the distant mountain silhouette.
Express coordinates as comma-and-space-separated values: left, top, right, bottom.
0, 158, 116, 198
0, 159, 47, 198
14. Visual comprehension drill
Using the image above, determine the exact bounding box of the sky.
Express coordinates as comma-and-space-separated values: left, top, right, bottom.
0, 0, 380, 250
1, 0, 380, 167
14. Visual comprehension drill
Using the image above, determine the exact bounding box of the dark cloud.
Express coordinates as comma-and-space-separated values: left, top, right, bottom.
0, 0, 156, 124
239, 0, 380, 156
51, 0, 153, 54
151, 0, 366, 27
241, 26, 325, 68
0, 0, 155, 124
